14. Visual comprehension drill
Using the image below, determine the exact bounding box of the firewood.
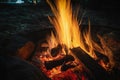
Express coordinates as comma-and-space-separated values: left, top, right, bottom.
44, 55, 75, 70
51, 44, 62, 57
71, 47, 111, 80
95, 51, 109, 64
61, 62, 76, 71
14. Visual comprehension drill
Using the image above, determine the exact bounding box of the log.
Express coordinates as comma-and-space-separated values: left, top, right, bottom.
44, 55, 75, 70
61, 62, 76, 71
71, 47, 111, 80
51, 44, 62, 57
95, 51, 109, 63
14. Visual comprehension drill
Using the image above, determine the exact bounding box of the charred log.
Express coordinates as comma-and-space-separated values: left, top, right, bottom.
51, 44, 62, 57
44, 55, 75, 70
71, 47, 111, 80
95, 51, 109, 64
61, 62, 76, 71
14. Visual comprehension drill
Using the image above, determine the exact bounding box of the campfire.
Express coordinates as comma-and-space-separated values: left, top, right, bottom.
31, 0, 115, 80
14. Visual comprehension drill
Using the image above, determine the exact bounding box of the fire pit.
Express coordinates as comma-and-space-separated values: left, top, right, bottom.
28, 27, 115, 80
15, 0, 120, 80
19, 26, 118, 80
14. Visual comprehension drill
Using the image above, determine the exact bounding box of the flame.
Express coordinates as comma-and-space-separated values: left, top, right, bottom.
47, 0, 81, 48
46, 0, 95, 58
47, 32, 58, 49
46, 0, 114, 71
97, 35, 115, 70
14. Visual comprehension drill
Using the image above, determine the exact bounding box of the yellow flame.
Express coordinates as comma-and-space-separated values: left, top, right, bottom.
47, 0, 81, 48
46, 0, 115, 70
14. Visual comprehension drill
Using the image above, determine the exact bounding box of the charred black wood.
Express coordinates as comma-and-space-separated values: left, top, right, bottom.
44, 55, 75, 70
61, 62, 76, 71
95, 51, 109, 64
51, 44, 62, 57
71, 47, 111, 80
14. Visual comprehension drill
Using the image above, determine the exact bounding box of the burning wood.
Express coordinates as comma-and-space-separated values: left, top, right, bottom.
71, 47, 111, 80
95, 51, 111, 70
51, 44, 62, 57
32, 42, 112, 79
61, 61, 76, 71
44, 55, 75, 70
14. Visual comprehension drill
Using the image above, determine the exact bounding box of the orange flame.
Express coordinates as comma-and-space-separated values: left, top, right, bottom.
46, 0, 114, 70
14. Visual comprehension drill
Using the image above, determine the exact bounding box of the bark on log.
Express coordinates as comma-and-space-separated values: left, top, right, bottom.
71, 47, 111, 80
